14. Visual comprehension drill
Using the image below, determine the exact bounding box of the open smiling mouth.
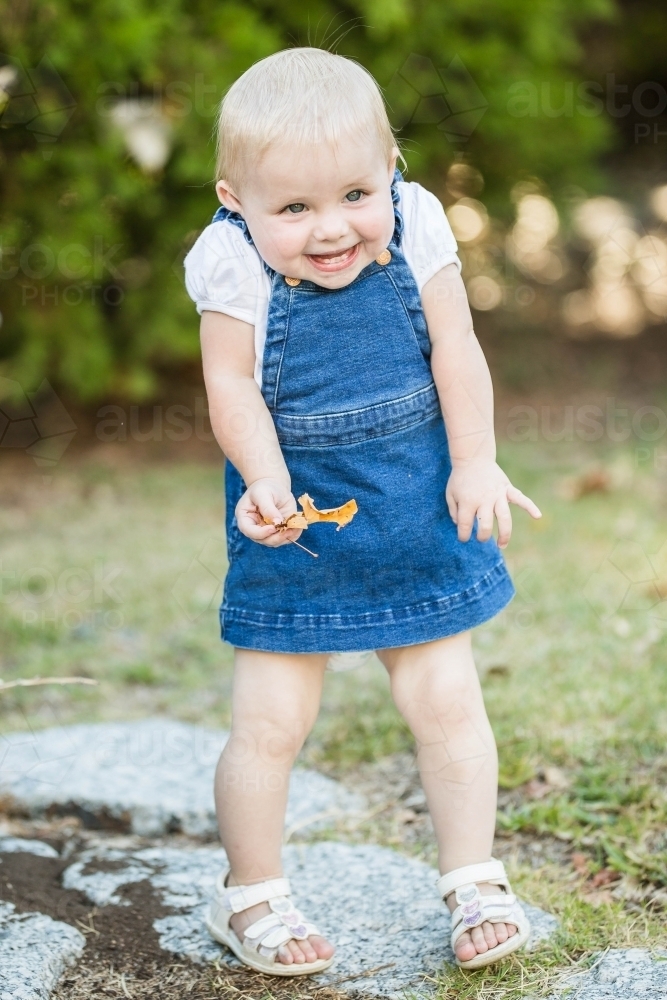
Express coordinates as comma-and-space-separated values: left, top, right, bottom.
305, 243, 360, 272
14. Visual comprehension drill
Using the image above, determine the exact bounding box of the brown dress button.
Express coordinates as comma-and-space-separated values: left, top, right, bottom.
375, 249, 392, 265
284, 276, 301, 286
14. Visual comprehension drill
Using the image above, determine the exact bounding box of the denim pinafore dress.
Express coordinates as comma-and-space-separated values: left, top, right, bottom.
213, 173, 514, 653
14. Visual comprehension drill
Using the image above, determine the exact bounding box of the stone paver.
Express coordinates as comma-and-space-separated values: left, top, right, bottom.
0, 837, 59, 858
0, 719, 365, 836
552, 948, 667, 999
63, 840, 558, 996
7, 832, 661, 999
5, 724, 661, 999
0, 901, 85, 1000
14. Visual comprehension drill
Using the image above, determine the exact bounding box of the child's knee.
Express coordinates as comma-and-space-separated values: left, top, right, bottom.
389, 663, 484, 740
224, 717, 307, 769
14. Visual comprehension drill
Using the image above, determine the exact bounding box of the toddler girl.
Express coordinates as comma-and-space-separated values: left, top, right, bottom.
184, 47, 541, 976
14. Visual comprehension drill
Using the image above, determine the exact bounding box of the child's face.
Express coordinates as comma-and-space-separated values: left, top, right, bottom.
217, 135, 399, 289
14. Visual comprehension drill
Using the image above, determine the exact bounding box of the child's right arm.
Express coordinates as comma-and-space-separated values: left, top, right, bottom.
200, 310, 303, 547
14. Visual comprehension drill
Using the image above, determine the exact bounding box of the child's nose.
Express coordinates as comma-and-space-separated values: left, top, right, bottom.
311, 209, 349, 244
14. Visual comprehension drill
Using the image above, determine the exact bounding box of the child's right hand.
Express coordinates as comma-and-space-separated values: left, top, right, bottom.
235, 477, 303, 547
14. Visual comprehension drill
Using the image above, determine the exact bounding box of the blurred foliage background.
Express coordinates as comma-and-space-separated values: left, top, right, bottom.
1, 0, 667, 404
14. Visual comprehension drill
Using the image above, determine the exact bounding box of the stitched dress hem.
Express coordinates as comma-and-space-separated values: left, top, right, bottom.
219, 560, 515, 653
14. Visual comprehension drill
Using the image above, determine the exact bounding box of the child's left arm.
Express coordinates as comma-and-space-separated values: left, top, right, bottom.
422, 263, 541, 549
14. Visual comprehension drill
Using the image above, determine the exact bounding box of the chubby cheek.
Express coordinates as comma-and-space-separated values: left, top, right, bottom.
357, 202, 395, 253
249, 220, 305, 272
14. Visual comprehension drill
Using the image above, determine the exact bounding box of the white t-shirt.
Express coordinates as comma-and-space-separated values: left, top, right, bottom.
184, 181, 461, 387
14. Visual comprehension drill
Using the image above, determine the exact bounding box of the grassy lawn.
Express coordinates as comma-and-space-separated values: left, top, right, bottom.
1, 437, 666, 997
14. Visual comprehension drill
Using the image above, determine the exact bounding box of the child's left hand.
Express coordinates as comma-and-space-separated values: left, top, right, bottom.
446, 458, 542, 549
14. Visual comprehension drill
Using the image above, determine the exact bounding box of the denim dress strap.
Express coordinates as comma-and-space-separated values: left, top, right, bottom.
210, 205, 276, 279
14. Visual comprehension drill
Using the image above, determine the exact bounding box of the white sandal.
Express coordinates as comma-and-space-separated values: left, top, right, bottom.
205, 868, 335, 976
436, 859, 531, 970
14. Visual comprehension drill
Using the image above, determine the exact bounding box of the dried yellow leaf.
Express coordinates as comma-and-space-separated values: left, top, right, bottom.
297, 493, 358, 530
262, 493, 358, 532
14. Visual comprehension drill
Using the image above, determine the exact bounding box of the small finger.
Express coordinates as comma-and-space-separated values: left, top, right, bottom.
456, 509, 475, 542
445, 489, 458, 525
241, 520, 277, 542
238, 493, 284, 526
494, 495, 512, 549
507, 486, 542, 519
475, 504, 495, 542
263, 527, 303, 548
259, 503, 285, 525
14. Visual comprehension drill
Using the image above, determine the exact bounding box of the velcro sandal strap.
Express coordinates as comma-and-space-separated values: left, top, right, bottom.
244, 914, 293, 953
451, 887, 518, 933
243, 905, 320, 960
244, 912, 283, 942
243, 898, 317, 944
451, 895, 527, 953
436, 859, 508, 900
222, 876, 291, 913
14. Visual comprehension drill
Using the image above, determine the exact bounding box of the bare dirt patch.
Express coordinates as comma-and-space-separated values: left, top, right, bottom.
0, 831, 355, 1000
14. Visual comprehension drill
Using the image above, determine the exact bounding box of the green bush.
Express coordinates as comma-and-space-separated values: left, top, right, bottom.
0, 0, 617, 401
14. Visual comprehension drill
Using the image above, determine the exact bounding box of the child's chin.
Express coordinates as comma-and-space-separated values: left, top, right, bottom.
311, 270, 359, 289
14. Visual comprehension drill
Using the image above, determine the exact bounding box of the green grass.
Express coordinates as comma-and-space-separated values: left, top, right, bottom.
1, 439, 667, 995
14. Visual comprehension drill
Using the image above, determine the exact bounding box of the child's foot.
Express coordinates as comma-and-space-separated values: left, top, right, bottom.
445, 882, 518, 963
228, 889, 335, 966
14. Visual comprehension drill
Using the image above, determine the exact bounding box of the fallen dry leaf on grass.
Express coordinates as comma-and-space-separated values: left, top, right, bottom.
571, 851, 590, 876
264, 493, 358, 532
589, 867, 622, 888
557, 466, 611, 501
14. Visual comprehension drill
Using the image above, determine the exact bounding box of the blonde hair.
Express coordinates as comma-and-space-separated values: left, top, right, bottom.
215, 47, 399, 187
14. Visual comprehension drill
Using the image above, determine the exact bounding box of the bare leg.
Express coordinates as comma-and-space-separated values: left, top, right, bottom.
214, 647, 335, 966
377, 631, 516, 963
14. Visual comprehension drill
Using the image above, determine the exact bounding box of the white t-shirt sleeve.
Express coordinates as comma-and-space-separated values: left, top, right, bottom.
183, 221, 267, 326
398, 181, 462, 290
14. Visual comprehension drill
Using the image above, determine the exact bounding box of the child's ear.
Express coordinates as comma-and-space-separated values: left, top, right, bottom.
388, 146, 400, 180
216, 179, 243, 213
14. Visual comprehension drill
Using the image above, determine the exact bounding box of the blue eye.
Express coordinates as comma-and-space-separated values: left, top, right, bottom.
345, 190, 363, 202
286, 203, 306, 214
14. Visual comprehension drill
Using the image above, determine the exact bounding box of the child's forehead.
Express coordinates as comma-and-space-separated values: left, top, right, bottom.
249, 133, 389, 195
